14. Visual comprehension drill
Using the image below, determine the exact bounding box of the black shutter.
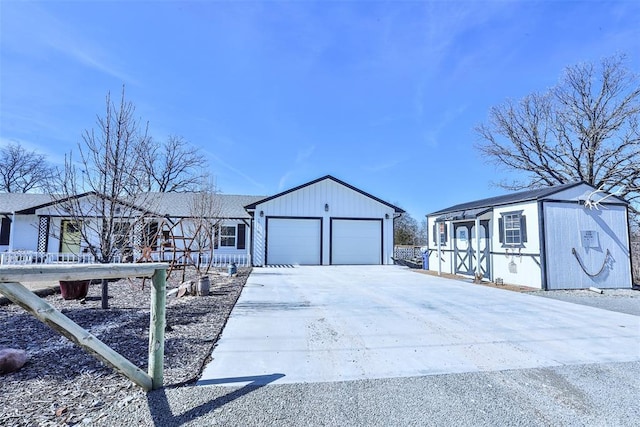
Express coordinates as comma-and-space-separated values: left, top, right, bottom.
443, 224, 448, 244
0, 217, 11, 245
498, 217, 504, 244
520, 215, 527, 243
237, 223, 246, 250
432, 223, 437, 244
213, 225, 219, 249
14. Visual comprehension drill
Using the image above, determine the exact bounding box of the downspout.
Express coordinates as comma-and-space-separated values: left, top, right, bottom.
475, 216, 481, 278
537, 200, 548, 290
624, 205, 633, 288
437, 220, 442, 276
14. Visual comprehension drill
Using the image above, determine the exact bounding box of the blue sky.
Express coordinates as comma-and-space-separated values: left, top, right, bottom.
1, 1, 639, 221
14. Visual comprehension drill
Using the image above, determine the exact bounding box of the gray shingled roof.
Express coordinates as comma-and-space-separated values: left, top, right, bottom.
428, 182, 591, 216
0, 193, 54, 214
1, 192, 264, 219
139, 193, 266, 218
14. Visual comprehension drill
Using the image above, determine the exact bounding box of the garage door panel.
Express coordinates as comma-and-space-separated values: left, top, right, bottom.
267, 218, 321, 265
331, 219, 381, 265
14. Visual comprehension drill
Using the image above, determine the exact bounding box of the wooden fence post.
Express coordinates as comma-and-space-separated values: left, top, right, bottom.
0, 282, 153, 390
148, 267, 167, 389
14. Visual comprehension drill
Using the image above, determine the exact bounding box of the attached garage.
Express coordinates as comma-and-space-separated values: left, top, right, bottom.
266, 217, 322, 265
331, 218, 382, 265
246, 175, 404, 267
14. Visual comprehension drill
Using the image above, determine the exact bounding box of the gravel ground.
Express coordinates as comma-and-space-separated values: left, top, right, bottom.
527, 288, 640, 316
0, 267, 249, 426
2, 270, 639, 426
97, 361, 640, 426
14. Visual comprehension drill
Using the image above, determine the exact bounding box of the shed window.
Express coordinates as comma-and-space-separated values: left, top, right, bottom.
499, 211, 527, 247
220, 226, 236, 247
432, 222, 448, 245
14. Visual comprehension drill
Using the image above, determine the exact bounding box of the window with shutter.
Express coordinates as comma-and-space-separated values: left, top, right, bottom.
499, 211, 526, 247
220, 226, 236, 247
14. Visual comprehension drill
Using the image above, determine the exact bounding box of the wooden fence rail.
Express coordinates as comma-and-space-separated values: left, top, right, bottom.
0, 263, 168, 391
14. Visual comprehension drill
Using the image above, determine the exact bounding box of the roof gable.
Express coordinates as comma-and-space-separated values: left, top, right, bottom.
244, 175, 404, 213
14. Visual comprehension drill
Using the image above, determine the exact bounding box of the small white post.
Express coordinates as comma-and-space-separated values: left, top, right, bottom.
475, 216, 481, 278
437, 221, 442, 276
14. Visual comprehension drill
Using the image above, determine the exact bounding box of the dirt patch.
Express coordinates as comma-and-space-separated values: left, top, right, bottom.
412, 269, 537, 292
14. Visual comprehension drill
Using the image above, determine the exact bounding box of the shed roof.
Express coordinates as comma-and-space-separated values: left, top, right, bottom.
428, 181, 626, 217
244, 175, 405, 213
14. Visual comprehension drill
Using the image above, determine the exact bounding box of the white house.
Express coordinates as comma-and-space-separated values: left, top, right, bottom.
426, 182, 633, 290
0, 175, 404, 267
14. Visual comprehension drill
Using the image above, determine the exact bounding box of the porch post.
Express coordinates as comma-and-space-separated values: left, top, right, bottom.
475, 216, 481, 277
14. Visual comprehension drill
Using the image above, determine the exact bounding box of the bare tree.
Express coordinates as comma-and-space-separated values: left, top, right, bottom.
0, 142, 54, 193
394, 212, 420, 245
137, 135, 208, 192
475, 54, 640, 215
51, 87, 153, 308
186, 177, 222, 279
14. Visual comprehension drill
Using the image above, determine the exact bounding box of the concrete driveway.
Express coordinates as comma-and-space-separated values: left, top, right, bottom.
198, 266, 639, 386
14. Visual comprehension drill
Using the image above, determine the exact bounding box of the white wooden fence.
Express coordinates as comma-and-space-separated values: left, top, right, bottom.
0, 251, 249, 267
0, 263, 168, 390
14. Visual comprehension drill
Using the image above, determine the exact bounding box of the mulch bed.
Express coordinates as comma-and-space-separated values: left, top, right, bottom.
0, 267, 249, 426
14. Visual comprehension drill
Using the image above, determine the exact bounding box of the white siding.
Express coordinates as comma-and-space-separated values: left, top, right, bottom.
543, 202, 632, 289
11, 215, 40, 251
252, 178, 395, 266
491, 202, 542, 289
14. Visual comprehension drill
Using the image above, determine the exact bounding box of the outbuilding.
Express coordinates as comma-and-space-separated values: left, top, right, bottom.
426, 182, 633, 290
245, 175, 404, 266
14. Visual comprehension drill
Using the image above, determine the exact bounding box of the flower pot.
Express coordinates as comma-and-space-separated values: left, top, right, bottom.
197, 276, 210, 296
59, 280, 91, 300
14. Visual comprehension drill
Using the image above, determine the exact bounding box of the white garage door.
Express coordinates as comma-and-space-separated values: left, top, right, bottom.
267, 218, 321, 265
331, 219, 382, 265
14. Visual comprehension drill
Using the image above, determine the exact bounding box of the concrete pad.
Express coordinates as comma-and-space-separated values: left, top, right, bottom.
198, 266, 639, 386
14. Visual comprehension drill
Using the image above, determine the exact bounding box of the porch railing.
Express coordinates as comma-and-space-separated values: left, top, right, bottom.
0, 250, 249, 267
393, 245, 424, 261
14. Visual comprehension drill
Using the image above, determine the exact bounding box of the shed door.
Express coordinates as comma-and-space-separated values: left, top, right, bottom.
331, 219, 382, 265
266, 218, 321, 265
454, 221, 490, 278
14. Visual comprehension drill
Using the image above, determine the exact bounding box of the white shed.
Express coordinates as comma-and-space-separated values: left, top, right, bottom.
245, 175, 404, 266
426, 182, 633, 290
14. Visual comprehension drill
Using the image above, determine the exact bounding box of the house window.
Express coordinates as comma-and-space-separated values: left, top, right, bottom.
113, 222, 131, 249
220, 226, 236, 247
499, 211, 527, 247
142, 222, 159, 248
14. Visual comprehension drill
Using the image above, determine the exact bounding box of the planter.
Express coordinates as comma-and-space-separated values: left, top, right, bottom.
59, 280, 91, 300
196, 276, 210, 296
